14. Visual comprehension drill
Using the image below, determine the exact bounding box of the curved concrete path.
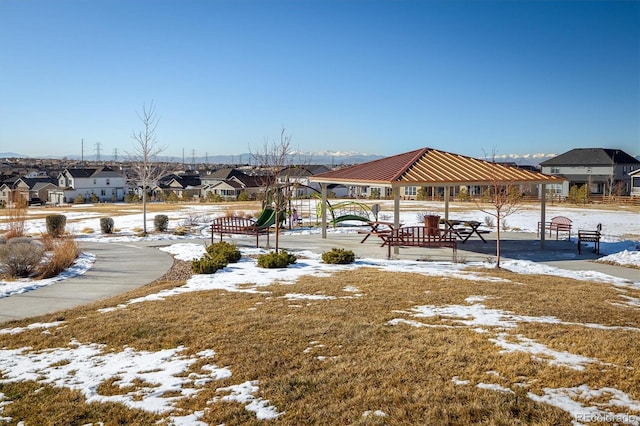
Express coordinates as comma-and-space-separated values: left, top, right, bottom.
0, 232, 637, 324
0, 241, 174, 323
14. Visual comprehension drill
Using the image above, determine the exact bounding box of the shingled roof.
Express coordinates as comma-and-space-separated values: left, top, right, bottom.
540, 148, 639, 166
310, 148, 563, 186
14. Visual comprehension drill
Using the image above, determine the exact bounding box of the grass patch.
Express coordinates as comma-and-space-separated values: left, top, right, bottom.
1, 261, 639, 424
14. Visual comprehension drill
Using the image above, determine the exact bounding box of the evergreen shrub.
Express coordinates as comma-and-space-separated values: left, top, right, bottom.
100, 217, 115, 234
257, 250, 297, 268
321, 248, 355, 264
206, 241, 241, 263
154, 215, 169, 232
46, 214, 67, 237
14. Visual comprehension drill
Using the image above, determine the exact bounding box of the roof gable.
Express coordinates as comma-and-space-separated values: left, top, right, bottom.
540, 148, 640, 166
311, 148, 562, 186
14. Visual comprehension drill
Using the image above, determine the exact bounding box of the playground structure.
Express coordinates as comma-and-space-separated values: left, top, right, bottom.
261, 182, 378, 229
316, 200, 377, 226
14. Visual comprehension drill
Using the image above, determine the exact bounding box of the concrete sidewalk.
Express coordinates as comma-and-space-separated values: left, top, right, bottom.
0, 231, 637, 324
0, 241, 174, 323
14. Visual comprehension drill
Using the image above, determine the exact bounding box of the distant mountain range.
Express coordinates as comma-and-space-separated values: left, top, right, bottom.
0, 151, 385, 166
3, 150, 638, 167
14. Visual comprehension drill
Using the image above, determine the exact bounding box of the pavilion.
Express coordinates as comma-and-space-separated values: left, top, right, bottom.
309, 147, 565, 248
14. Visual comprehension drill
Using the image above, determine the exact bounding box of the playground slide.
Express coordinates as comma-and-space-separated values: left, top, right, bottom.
254, 207, 275, 227
254, 207, 287, 228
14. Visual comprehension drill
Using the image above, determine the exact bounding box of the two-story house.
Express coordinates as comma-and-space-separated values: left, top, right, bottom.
52, 167, 127, 203
540, 148, 639, 197
200, 168, 263, 200
0, 174, 58, 206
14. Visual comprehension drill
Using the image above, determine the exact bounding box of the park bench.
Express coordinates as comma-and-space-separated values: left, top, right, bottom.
578, 224, 602, 255
385, 226, 457, 259
538, 216, 572, 241
210, 216, 270, 247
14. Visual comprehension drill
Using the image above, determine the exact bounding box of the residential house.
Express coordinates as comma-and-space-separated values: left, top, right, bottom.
155, 172, 202, 200
200, 168, 263, 200
0, 175, 58, 206
630, 169, 640, 197
540, 148, 640, 197
53, 167, 127, 203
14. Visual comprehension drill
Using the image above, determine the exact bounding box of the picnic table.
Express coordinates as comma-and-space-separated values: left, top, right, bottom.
358, 221, 403, 246
440, 219, 489, 243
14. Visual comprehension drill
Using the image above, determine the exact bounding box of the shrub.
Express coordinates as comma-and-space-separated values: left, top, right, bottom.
125, 193, 140, 203
6, 236, 34, 245
322, 248, 355, 264
154, 215, 169, 232
46, 214, 67, 237
100, 217, 115, 234
484, 216, 495, 228
206, 191, 223, 203
73, 194, 85, 204
0, 242, 45, 278
237, 191, 250, 201
89, 193, 99, 203
206, 241, 241, 263
191, 253, 228, 274
173, 226, 189, 236
257, 250, 297, 269
37, 237, 80, 279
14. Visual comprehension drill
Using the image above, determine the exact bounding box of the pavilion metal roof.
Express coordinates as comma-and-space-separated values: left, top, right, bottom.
310, 147, 564, 187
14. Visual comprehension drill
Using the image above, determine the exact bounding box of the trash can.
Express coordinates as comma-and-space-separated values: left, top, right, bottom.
424, 215, 440, 236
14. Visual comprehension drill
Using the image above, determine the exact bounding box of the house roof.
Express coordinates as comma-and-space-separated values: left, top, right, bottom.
540, 148, 640, 166
18, 177, 58, 189
310, 147, 563, 187
63, 167, 124, 178
204, 168, 246, 180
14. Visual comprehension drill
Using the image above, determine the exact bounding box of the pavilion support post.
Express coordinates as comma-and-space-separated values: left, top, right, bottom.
394, 186, 400, 255
321, 183, 327, 239
540, 184, 546, 249
444, 186, 450, 220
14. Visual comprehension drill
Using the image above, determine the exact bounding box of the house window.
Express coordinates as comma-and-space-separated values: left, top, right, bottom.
93, 179, 97, 185
550, 167, 560, 174
404, 186, 417, 196
100, 189, 106, 196
106, 179, 110, 185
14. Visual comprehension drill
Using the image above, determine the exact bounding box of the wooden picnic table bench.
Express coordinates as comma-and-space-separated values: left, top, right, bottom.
538, 216, 572, 241
358, 221, 402, 245
210, 216, 270, 247
441, 219, 489, 243
578, 224, 602, 254
385, 226, 457, 259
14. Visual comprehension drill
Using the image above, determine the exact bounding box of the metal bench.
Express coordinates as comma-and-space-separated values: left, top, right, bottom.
385, 226, 457, 259
210, 216, 270, 247
538, 216, 572, 241
578, 224, 602, 254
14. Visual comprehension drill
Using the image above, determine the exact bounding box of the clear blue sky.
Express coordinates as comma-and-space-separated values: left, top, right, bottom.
1, 0, 638, 161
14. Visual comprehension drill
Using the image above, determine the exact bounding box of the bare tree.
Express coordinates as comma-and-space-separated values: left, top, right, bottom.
250, 128, 294, 251
127, 101, 166, 235
476, 150, 524, 268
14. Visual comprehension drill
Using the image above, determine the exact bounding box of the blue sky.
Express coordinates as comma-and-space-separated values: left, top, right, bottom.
1, 0, 638, 161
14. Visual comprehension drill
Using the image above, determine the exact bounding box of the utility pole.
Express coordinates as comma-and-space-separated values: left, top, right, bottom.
95, 142, 102, 161
113, 148, 119, 162
191, 149, 196, 168
81, 138, 84, 164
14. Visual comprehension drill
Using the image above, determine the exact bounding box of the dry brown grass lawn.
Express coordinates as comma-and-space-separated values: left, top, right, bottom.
1, 258, 639, 425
